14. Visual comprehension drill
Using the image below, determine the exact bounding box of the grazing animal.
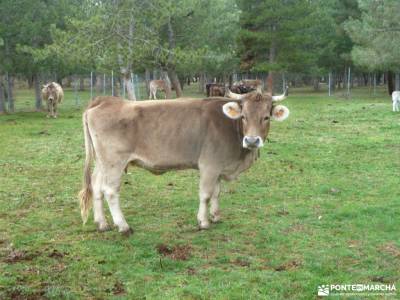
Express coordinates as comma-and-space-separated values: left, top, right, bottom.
209, 84, 225, 97
206, 83, 225, 97
79, 92, 290, 234
41, 82, 64, 118
240, 79, 262, 90
227, 85, 289, 102
392, 91, 400, 112
149, 80, 168, 100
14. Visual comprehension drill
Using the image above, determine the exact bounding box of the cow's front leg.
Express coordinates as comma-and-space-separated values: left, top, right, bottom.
53, 102, 57, 118
210, 181, 221, 223
197, 171, 218, 229
49, 100, 55, 118
46, 100, 51, 118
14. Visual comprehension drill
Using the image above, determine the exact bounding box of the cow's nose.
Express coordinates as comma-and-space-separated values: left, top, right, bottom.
243, 136, 262, 148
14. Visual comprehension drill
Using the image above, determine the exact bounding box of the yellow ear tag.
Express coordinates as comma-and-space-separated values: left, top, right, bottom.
275, 109, 284, 118
228, 107, 240, 118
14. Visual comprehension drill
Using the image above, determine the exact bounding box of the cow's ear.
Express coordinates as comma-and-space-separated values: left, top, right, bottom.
222, 102, 242, 119
272, 105, 289, 121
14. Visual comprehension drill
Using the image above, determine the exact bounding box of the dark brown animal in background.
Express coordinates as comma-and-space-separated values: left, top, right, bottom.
41, 82, 64, 118
209, 84, 225, 97
206, 83, 225, 97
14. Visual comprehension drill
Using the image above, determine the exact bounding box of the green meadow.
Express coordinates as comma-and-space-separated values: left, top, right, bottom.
0, 85, 399, 299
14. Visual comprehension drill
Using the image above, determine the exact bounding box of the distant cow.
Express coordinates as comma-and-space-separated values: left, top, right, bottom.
230, 84, 253, 94
79, 92, 290, 235
206, 83, 225, 97
227, 85, 289, 102
241, 79, 262, 90
392, 91, 400, 112
149, 80, 168, 100
42, 82, 64, 118
209, 84, 225, 97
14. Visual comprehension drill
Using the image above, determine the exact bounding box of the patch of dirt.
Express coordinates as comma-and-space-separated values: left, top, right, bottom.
274, 260, 302, 271
156, 244, 192, 260
38, 130, 50, 135
112, 281, 125, 296
48, 249, 67, 259
4, 250, 39, 263
371, 275, 389, 283
233, 258, 250, 267
379, 242, 400, 258
4, 286, 45, 300
329, 187, 340, 194
51, 263, 66, 272
276, 209, 289, 216
187, 267, 197, 275
282, 223, 305, 235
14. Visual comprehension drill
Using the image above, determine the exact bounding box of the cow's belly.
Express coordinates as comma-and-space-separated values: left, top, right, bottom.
128, 151, 198, 173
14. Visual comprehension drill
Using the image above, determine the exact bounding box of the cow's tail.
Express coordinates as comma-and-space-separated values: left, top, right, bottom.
78, 111, 94, 224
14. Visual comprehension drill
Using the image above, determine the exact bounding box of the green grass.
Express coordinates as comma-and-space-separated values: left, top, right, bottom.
0, 84, 399, 299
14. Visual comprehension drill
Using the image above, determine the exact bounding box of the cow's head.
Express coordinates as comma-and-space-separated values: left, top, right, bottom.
44, 83, 57, 102
222, 91, 289, 149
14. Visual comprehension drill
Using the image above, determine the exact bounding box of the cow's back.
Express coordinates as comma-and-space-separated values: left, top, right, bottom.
85, 97, 242, 172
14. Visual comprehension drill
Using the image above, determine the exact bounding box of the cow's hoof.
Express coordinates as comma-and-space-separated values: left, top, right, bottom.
198, 220, 210, 230
210, 214, 221, 223
97, 223, 111, 232
46, 115, 50, 118
120, 227, 134, 236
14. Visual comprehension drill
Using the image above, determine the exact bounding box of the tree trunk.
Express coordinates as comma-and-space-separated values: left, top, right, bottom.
167, 17, 183, 97
27, 76, 34, 89
266, 34, 276, 93
34, 74, 42, 111
387, 71, 394, 95
122, 71, 136, 100
65, 76, 73, 88
0, 76, 5, 114
96, 74, 103, 95
313, 77, 320, 91
6, 73, 14, 112
199, 72, 205, 93
161, 70, 172, 99
145, 68, 151, 95
79, 76, 85, 91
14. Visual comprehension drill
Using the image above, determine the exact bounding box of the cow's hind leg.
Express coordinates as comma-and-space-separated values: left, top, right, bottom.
210, 180, 221, 223
92, 166, 109, 231
197, 170, 219, 229
102, 163, 132, 235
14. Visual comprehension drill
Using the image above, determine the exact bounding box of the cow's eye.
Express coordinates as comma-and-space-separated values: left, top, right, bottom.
264, 116, 270, 121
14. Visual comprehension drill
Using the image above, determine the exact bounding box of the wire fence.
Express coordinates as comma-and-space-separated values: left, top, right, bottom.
4, 69, 398, 113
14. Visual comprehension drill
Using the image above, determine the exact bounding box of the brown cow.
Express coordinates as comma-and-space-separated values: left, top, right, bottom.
41, 82, 64, 118
79, 93, 290, 234
149, 80, 168, 100
209, 84, 225, 97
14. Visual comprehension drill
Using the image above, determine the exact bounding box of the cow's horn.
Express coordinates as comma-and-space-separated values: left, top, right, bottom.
226, 89, 246, 100
272, 86, 289, 102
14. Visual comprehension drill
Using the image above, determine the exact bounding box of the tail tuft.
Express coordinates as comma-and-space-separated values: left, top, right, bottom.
79, 186, 92, 224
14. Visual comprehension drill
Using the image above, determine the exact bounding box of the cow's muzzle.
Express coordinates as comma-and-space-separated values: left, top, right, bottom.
243, 136, 263, 149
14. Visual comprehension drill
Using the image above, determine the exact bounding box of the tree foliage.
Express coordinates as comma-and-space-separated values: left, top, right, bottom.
345, 0, 400, 72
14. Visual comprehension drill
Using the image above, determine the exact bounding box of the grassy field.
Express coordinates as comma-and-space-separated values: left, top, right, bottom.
0, 85, 399, 299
